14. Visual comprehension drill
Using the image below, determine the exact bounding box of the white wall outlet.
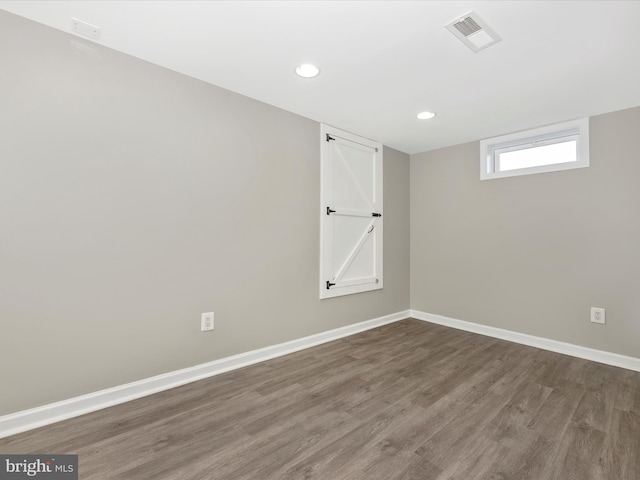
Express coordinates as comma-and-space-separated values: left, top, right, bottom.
201, 312, 214, 331
590, 307, 605, 324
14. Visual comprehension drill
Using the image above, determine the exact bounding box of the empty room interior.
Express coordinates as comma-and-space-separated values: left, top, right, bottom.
1, 1, 639, 479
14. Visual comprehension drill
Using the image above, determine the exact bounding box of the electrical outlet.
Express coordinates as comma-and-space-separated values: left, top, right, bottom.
590, 307, 605, 325
201, 312, 214, 331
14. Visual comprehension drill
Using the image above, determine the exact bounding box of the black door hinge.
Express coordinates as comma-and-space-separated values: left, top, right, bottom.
327, 207, 336, 215
326, 281, 336, 289
372, 212, 382, 217
326, 134, 335, 142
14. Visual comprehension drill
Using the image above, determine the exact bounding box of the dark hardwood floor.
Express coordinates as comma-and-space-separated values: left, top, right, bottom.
1, 319, 639, 479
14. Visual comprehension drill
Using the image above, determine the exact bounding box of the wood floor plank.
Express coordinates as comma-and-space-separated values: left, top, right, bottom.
413, 390, 509, 470
600, 409, 640, 480
391, 453, 443, 480
1, 318, 639, 480
613, 381, 637, 412
632, 385, 640, 413
484, 381, 553, 450
571, 386, 614, 432
430, 437, 509, 480
561, 425, 608, 480
278, 401, 426, 480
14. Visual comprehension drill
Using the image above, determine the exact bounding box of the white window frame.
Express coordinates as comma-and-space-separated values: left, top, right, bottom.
480, 118, 589, 180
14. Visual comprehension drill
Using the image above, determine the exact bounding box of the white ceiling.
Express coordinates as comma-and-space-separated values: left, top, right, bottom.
2, 0, 640, 154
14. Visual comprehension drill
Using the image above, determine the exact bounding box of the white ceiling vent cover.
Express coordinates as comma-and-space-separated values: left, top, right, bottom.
446, 12, 501, 53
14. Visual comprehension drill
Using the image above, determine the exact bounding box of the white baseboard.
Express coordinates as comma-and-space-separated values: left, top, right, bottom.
410, 309, 640, 373
6, 308, 635, 439
0, 310, 410, 439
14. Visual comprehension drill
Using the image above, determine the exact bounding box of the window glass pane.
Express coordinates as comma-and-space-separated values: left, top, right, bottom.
498, 140, 576, 172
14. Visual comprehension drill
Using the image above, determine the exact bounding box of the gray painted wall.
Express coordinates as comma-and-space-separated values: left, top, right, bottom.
411, 106, 640, 359
0, 12, 410, 416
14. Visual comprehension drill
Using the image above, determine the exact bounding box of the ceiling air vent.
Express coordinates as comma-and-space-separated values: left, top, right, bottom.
445, 12, 501, 53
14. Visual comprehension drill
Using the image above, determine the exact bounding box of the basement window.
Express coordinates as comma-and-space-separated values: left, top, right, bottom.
480, 118, 589, 180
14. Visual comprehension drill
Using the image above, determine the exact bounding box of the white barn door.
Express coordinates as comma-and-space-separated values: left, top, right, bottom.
320, 125, 383, 299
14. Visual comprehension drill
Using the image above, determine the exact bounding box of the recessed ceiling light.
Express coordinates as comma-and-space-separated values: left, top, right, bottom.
417, 111, 437, 120
295, 63, 320, 78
